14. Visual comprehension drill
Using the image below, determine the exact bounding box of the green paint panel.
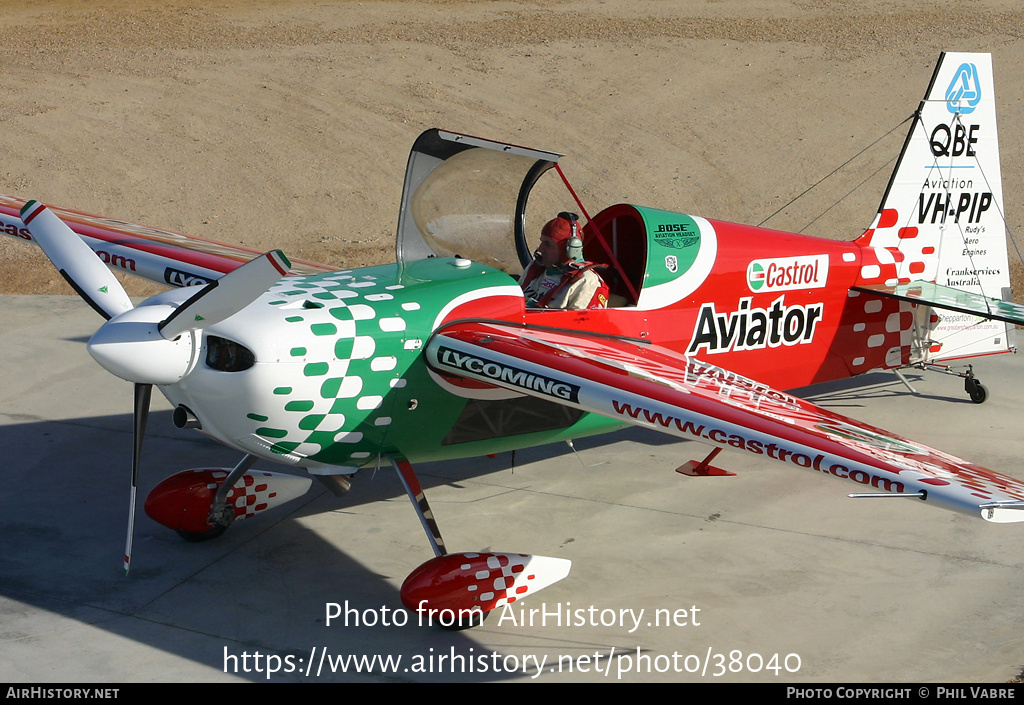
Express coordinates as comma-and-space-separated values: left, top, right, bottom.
256, 427, 288, 439
299, 414, 325, 430
311, 323, 337, 336
334, 338, 354, 359
266, 258, 532, 469
633, 206, 704, 289
321, 377, 344, 398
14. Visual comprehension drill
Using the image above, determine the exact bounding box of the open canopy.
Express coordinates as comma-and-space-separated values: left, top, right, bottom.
396, 129, 562, 273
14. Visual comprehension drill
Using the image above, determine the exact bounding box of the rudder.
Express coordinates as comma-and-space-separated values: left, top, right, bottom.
856, 52, 1013, 361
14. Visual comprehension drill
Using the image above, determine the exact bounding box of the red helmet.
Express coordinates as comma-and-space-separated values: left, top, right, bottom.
541, 212, 580, 262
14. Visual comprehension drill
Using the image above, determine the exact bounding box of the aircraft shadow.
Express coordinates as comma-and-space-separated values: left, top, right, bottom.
0, 408, 547, 683
791, 369, 972, 407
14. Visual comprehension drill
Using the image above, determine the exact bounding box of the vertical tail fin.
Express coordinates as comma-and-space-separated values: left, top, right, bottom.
857, 52, 1013, 360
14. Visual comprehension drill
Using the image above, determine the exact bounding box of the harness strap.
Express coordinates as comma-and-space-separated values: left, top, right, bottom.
536, 263, 605, 308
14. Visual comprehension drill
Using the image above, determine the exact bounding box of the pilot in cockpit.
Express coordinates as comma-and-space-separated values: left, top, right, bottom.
519, 212, 608, 310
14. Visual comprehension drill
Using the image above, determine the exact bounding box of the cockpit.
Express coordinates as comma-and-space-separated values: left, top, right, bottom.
395, 129, 650, 308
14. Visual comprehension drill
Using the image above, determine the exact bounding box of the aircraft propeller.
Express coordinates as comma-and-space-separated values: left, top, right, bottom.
20, 200, 134, 319
19, 200, 291, 572
127, 382, 151, 574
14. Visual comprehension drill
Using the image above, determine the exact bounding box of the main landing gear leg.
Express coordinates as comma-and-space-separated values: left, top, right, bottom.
387, 456, 571, 629
389, 456, 484, 629
388, 456, 447, 558
178, 454, 257, 542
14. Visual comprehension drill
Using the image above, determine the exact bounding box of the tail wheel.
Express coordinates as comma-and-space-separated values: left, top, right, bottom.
965, 377, 988, 404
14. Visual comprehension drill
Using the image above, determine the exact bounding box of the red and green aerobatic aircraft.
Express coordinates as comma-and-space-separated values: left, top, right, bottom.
3, 52, 1023, 624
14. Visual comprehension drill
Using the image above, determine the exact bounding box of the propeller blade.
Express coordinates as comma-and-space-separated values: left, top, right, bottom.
20, 200, 133, 320
125, 382, 152, 575
158, 250, 290, 339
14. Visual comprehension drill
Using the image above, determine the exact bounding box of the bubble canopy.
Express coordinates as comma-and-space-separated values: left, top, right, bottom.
396, 129, 562, 274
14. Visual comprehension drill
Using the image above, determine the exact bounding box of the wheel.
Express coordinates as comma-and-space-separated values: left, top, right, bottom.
968, 382, 988, 404
177, 523, 229, 542
177, 504, 234, 542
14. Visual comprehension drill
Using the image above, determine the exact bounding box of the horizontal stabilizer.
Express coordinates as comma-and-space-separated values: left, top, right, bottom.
852, 280, 1024, 326
981, 501, 1024, 524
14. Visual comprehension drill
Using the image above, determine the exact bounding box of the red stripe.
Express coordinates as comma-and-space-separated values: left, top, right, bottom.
0, 196, 333, 276
267, 251, 290, 276
21, 202, 43, 225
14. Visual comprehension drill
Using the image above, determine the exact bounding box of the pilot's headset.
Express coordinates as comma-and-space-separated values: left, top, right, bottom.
558, 211, 584, 263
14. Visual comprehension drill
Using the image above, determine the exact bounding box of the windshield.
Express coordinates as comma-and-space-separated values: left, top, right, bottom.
396, 130, 561, 274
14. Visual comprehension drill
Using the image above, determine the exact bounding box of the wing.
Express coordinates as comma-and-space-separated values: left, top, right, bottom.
0, 194, 336, 287
426, 321, 1024, 523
